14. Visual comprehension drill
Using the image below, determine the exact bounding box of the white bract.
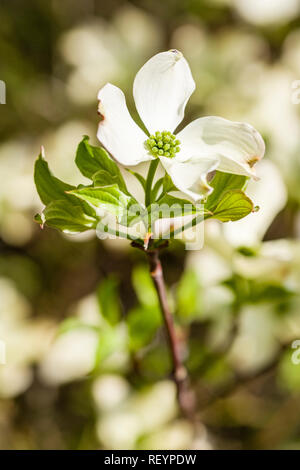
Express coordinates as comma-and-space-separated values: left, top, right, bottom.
97, 50, 265, 201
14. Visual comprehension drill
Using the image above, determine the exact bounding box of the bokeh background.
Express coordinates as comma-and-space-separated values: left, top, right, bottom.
1, 0, 300, 450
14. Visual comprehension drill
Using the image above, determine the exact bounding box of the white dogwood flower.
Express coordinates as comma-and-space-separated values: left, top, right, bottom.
97, 50, 265, 201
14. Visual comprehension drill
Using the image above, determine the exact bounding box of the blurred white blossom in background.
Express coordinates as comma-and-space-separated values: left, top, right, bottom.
223, 160, 287, 247
0, 279, 54, 398
233, 0, 300, 25
59, 5, 163, 105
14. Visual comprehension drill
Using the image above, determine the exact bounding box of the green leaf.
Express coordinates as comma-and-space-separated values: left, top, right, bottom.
138, 344, 171, 376
43, 200, 98, 233
126, 169, 146, 191
94, 326, 126, 369
127, 306, 161, 352
76, 136, 127, 192
97, 276, 121, 326
34, 153, 74, 205
93, 169, 122, 187
132, 265, 158, 308
177, 269, 200, 322
237, 246, 258, 257
68, 185, 143, 226
212, 189, 254, 222
34, 213, 43, 225
223, 273, 296, 305
253, 284, 295, 302
34, 152, 97, 219
148, 173, 177, 205
279, 350, 300, 392
206, 171, 247, 211
151, 177, 164, 201
149, 194, 206, 222
57, 317, 99, 336
162, 173, 177, 193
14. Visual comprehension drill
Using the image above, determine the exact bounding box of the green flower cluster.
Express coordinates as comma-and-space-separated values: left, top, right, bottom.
145, 131, 181, 158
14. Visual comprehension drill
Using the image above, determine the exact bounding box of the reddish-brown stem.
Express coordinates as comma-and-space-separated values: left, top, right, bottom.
146, 249, 196, 421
